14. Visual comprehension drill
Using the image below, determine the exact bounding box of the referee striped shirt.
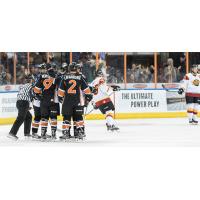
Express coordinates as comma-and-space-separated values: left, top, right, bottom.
17, 83, 33, 102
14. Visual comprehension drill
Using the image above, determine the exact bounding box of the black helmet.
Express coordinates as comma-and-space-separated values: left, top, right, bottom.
39, 63, 46, 69
46, 63, 56, 77
191, 64, 198, 69
46, 63, 52, 70
68, 62, 79, 73
96, 69, 104, 77
60, 63, 68, 74
62, 62, 68, 69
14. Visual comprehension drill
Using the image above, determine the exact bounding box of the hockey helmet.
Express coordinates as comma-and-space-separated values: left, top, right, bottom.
191, 64, 198, 73
95, 69, 104, 77
68, 62, 79, 73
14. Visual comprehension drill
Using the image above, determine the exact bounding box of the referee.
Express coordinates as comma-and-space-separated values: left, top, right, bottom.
8, 75, 33, 140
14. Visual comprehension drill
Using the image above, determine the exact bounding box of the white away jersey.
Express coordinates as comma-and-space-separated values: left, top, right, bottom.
181, 73, 200, 96
90, 77, 112, 103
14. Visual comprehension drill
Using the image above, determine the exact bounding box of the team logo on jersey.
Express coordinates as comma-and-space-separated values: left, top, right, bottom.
193, 79, 200, 86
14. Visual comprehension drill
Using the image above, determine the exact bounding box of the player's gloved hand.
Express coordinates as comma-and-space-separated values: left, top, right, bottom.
178, 88, 184, 95
85, 94, 93, 107
89, 86, 98, 94
35, 94, 42, 101
85, 94, 93, 102
58, 96, 64, 104
110, 85, 120, 91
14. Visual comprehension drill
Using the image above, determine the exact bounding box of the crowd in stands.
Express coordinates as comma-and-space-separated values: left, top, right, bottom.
0, 52, 195, 86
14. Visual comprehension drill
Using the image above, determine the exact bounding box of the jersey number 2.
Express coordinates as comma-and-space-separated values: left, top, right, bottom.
68, 80, 77, 94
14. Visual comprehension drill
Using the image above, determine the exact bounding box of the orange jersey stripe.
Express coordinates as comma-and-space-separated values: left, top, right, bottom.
34, 86, 42, 94
58, 89, 65, 97
84, 87, 91, 95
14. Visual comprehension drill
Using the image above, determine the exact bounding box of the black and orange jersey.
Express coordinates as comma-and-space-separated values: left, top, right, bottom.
58, 73, 91, 105
33, 74, 57, 103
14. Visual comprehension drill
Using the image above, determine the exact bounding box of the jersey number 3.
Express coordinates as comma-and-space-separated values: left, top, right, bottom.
68, 80, 77, 94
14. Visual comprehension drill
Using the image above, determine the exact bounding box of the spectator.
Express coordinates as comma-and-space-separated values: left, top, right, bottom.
6, 52, 14, 77
16, 65, 26, 84
0, 64, 11, 85
176, 55, 186, 81
163, 58, 177, 83
81, 56, 96, 82
106, 64, 116, 83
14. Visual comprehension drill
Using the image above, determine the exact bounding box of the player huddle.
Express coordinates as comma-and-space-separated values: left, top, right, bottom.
8, 62, 119, 141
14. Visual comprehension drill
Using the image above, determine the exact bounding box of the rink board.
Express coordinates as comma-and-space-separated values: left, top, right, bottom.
0, 89, 189, 125
0, 112, 189, 125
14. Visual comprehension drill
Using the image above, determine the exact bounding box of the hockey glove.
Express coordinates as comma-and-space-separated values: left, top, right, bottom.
35, 94, 42, 101
178, 88, 184, 95
110, 85, 120, 91
89, 86, 98, 94
85, 94, 93, 107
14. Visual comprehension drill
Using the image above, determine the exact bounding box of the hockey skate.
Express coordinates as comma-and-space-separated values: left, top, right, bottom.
189, 120, 193, 125
51, 130, 57, 141
110, 125, 120, 132
59, 130, 71, 141
106, 123, 119, 132
41, 130, 51, 141
32, 133, 41, 139
74, 128, 85, 141
192, 119, 198, 125
7, 133, 18, 140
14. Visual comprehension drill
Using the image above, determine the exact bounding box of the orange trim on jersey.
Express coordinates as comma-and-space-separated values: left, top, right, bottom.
62, 124, 70, 129
186, 93, 200, 97
32, 122, 39, 128
75, 121, 84, 127
58, 89, 65, 97
51, 121, 57, 126
187, 109, 193, 113
95, 97, 111, 107
34, 86, 42, 94
84, 87, 91, 94
41, 122, 48, 127
106, 113, 114, 118
193, 109, 198, 115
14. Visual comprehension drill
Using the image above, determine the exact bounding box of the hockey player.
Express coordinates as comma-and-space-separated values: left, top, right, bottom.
178, 64, 200, 124
55, 63, 68, 117
58, 62, 92, 140
90, 69, 119, 131
33, 63, 58, 140
31, 64, 46, 139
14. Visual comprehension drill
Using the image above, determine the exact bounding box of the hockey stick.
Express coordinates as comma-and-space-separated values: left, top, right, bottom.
161, 84, 179, 93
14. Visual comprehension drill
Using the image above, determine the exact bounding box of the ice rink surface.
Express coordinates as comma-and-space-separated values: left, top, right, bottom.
1, 118, 200, 147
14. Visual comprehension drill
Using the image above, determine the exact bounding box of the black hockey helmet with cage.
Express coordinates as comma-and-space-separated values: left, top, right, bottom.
46, 63, 52, 70
46, 63, 56, 77
95, 69, 104, 77
60, 62, 68, 74
68, 62, 80, 73
191, 64, 198, 73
